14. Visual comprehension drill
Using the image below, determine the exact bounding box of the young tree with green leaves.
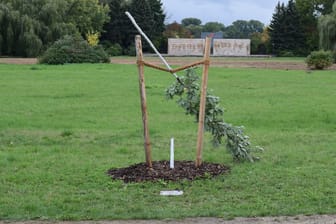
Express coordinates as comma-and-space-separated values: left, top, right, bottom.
166, 69, 262, 162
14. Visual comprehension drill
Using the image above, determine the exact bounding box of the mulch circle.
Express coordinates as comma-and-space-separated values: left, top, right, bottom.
107, 160, 230, 183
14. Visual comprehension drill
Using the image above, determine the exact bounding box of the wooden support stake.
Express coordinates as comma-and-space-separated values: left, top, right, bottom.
135, 35, 152, 168
195, 37, 212, 167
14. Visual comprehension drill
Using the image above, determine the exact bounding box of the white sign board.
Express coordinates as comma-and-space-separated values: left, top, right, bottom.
213, 39, 250, 56
168, 39, 204, 56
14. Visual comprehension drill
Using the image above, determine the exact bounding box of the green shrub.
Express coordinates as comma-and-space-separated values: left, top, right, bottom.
39, 35, 110, 64
305, 50, 333, 70
123, 44, 136, 56
106, 43, 123, 56
100, 41, 123, 56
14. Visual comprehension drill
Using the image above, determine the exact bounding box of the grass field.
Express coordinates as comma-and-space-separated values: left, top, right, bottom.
0, 63, 335, 220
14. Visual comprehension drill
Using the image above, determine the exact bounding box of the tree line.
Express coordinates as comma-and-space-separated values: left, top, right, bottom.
269, 0, 335, 56
0, 0, 109, 57
0, 0, 335, 57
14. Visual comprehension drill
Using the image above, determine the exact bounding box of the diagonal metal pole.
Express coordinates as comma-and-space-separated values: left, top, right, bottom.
125, 11, 183, 84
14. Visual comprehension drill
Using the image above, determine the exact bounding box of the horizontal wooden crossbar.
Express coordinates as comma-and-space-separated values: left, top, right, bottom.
140, 60, 171, 73
171, 60, 207, 73
138, 59, 208, 74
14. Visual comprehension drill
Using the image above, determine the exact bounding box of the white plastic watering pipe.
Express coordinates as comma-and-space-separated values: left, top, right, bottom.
170, 138, 174, 169
125, 11, 181, 82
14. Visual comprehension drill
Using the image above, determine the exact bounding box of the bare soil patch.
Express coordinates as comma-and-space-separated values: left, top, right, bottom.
108, 160, 229, 183
1, 57, 335, 70
110, 56, 336, 70
0, 58, 37, 64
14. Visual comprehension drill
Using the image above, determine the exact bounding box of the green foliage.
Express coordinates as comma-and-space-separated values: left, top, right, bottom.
102, 42, 123, 56
177, 18, 265, 40
202, 22, 225, 32
166, 69, 261, 162
123, 43, 136, 56
0, 0, 109, 57
185, 24, 203, 38
224, 20, 264, 38
38, 35, 110, 64
311, 0, 335, 15
305, 50, 334, 69
295, 0, 319, 52
163, 22, 192, 38
66, 0, 110, 36
180, 18, 203, 38
100, 0, 166, 54
129, 0, 165, 52
318, 2, 336, 53
250, 29, 271, 55
19, 32, 43, 57
332, 51, 336, 62
100, 0, 126, 47
0, 2, 44, 56
181, 17, 202, 26
269, 0, 306, 56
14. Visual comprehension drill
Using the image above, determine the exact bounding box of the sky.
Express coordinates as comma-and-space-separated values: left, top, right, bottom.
161, 0, 287, 26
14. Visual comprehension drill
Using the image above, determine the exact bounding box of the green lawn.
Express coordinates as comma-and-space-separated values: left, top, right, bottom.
0, 63, 335, 220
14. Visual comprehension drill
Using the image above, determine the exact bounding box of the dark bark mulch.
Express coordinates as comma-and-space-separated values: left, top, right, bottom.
107, 160, 230, 183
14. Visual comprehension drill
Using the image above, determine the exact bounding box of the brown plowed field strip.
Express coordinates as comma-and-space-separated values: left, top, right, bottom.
1, 57, 335, 70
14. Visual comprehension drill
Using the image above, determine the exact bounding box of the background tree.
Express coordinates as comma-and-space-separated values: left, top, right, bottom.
100, 0, 125, 45
185, 24, 203, 38
147, 0, 165, 48
163, 22, 192, 38
100, 0, 166, 54
269, 0, 305, 56
224, 20, 264, 38
181, 17, 202, 27
0, 0, 109, 57
125, 0, 153, 52
202, 22, 225, 32
250, 27, 271, 54
296, 0, 336, 53
269, 2, 286, 55
318, 2, 336, 54
181, 17, 203, 38
315, 0, 335, 15
66, 0, 109, 36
